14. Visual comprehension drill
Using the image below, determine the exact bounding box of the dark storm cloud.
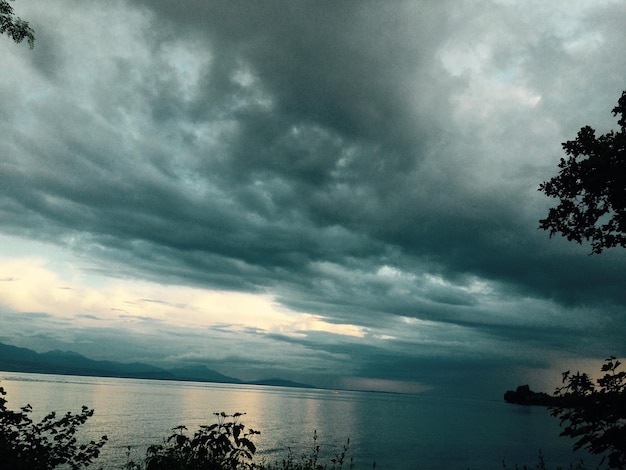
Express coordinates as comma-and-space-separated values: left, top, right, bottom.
2, 0, 626, 394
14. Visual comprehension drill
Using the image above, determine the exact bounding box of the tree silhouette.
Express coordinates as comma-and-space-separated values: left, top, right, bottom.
538, 90, 626, 468
0, 0, 34, 48
539, 91, 626, 254
549, 357, 626, 469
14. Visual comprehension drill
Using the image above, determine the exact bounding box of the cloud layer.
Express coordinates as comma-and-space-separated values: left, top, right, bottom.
1, 0, 626, 396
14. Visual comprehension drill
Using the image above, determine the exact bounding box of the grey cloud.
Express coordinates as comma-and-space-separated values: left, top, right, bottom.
2, 0, 626, 396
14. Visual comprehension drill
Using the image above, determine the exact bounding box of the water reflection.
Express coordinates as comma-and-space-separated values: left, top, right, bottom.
0, 372, 602, 470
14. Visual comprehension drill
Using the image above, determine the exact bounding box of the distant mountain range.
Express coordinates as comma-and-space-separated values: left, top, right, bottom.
0, 341, 314, 389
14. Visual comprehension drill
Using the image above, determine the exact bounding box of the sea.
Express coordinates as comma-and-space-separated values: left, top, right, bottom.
0, 371, 604, 469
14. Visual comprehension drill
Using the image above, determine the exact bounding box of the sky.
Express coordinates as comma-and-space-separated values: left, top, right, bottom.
1, 0, 625, 398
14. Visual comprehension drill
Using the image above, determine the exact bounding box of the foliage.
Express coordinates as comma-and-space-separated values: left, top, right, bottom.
0, 0, 34, 47
538, 91, 626, 254
501, 451, 589, 470
0, 384, 108, 469
128, 418, 355, 470
142, 412, 260, 470
260, 431, 353, 470
549, 357, 626, 469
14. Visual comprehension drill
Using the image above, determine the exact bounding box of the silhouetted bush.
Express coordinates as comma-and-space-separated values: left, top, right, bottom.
0, 384, 107, 469
260, 431, 353, 470
501, 451, 590, 470
549, 357, 626, 469
140, 412, 258, 470
127, 415, 353, 470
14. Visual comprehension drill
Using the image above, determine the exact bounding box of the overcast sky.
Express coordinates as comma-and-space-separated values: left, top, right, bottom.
1, 0, 625, 397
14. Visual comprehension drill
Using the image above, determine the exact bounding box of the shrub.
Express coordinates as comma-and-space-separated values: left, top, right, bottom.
133, 416, 355, 470
0, 384, 107, 469
260, 431, 353, 470
549, 357, 626, 469
142, 412, 259, 470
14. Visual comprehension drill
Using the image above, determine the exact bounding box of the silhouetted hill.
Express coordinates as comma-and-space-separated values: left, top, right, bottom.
247, 378, 315, 389
168, 365, 241, 384
0, 341, 314, 388
0, 342, 174, 379
0, 342, 42, 371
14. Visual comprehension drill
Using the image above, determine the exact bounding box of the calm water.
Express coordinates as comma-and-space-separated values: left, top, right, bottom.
0, 372, 602, 469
